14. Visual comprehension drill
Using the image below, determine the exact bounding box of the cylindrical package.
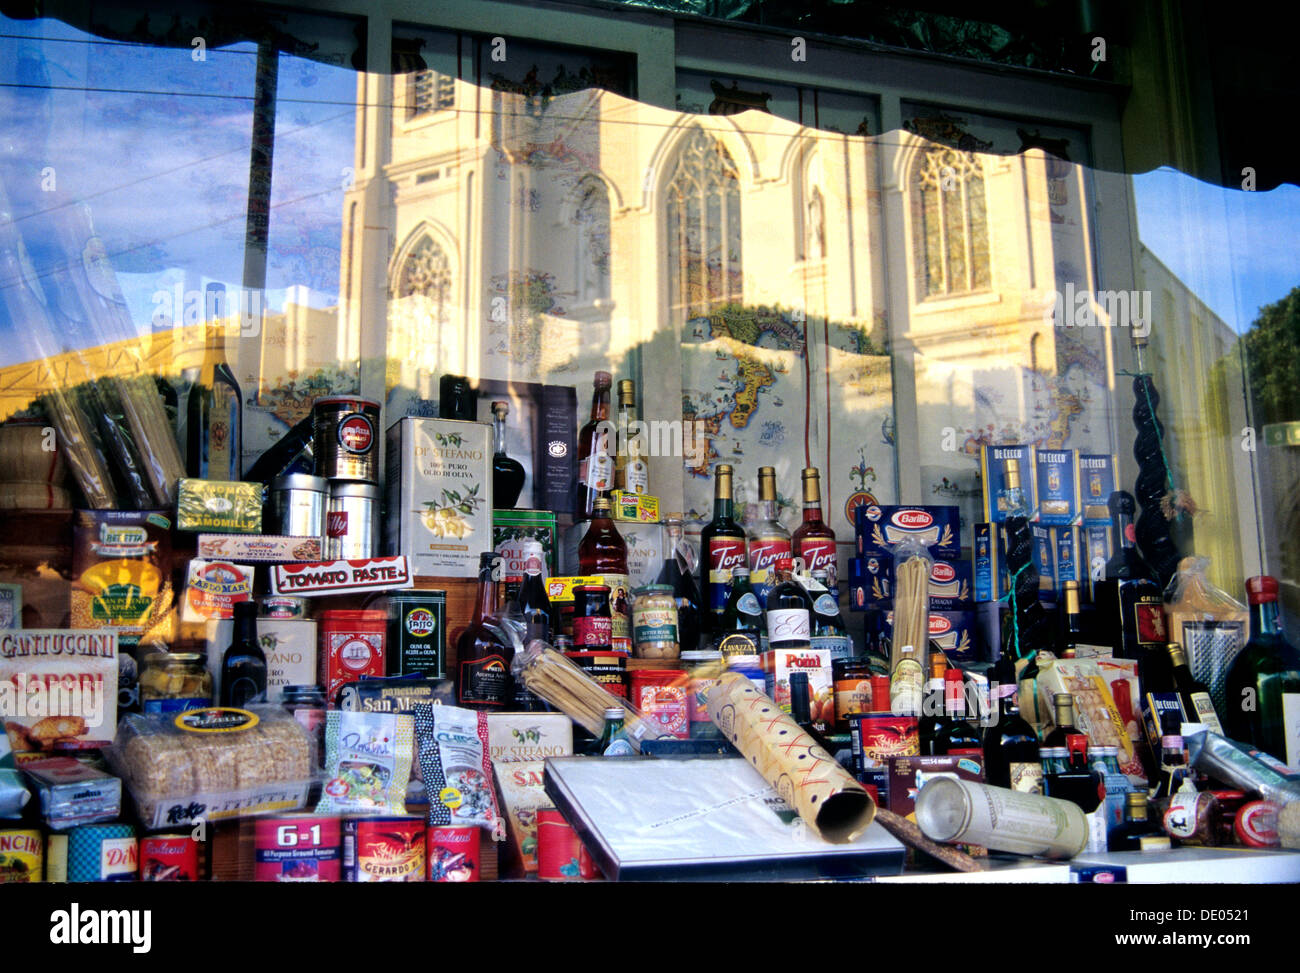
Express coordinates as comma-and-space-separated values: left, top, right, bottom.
1182, 723, 1300, 805
705, 671, 874, 843
914, 776, 1088, 858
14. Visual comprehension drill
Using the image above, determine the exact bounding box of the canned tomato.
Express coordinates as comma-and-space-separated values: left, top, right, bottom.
255, 815, 341, 881
342, 815, 425, 882
268, 473, 328, 537
67, 823, 136, 882
0, 829, 43, 883
427, 826, 480, 882
325, 480, 380, 560
536, 809, 598, 881
313, 396, 381, 483
139, 834, 200, 881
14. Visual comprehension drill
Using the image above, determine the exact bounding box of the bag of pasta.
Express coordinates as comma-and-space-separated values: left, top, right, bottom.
414, 703, 500, 831
317, 710, 415, 816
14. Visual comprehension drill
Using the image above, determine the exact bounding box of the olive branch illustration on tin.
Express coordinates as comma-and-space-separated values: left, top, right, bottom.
420, 482, 484, 538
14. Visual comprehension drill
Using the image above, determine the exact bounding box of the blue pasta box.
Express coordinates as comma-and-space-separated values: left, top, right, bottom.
1032, 524, 1056, 595
881, 609, 978, 666
973, 522, 1006, 603
1054, 527, 1082, 592
855, 505, 961, 561
853, 555, 973, 610
1083, 525, 1111, 600
1034, 449, 1081, 525
1079, 454, 1119, 524
980, 444, 1037, 523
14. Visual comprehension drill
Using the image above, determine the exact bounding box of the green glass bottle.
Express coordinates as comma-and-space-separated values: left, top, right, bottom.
1224, 576, 1300, 765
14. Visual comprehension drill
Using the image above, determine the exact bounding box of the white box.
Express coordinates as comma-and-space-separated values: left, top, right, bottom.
385, 417, 493, 578
1071, 847, 1300, 883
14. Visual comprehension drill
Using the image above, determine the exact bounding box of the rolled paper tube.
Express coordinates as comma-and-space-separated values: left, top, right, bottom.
705, 670, 875, 843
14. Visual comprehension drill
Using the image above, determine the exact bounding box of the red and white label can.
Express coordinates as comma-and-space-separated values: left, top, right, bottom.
254, 816, 341, 882
536, 809, 599, 881
427, 826, 481, 882
139, 834, 200, 881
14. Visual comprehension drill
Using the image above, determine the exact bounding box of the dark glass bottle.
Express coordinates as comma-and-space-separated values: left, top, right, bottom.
717, 565, 764, 657
1224, 575, 1300, 765
982, 684, 1042, 792
513, 539, 552, 645
765, 556, 813, 652
746, 466, 791, 608
187, 319, 243, 480
699, 464, 747, 634
1152, 734, 1191, 800
789, 670, 834, 743
574, 371, 612, 520
439, 374, 477, 421
933, 669, 983, 756
809, 568, 853, 662
791, 468, 838, 593
595, 706, 635, 755
1043, 693, 1082, 748
1108, 792, 1171, 851
457, 553, 514, 709
656, 517, 702, 654
490, 400, 525, 509
1167, 642, 1224, 734
220, 601, 266, 707
1093, 491, 1167, 659
580, 497, 631, 654
918, 655, 951, 756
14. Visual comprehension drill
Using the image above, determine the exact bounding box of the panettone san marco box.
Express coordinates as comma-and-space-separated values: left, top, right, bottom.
385, 417, 493, 578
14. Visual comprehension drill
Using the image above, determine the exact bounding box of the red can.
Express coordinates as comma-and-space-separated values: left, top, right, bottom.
255, 815, 341, 882
427, 826, 481, 882
319, 609, 387, 704
138, 834, 199, 881
536, 809, 599, 881
343, 815, 425, 882
870, 674, 891, 712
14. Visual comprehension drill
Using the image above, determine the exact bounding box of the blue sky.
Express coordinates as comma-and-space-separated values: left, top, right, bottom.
1133, 168, 1300, 332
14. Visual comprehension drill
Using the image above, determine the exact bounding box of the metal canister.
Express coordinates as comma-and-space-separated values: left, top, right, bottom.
67, 823, 137, 882
260, 595, 309, 619
427, 826, 481, 882
139, 834, 200, 881
45, 833, 67, 882
342, 815, 425, 882
268, 473, 328, 537
536, 809, 598, 881
313, 396, 381, 483
326, 481, 380, 559
0, 829, 43, 883
255, 815, 341, 881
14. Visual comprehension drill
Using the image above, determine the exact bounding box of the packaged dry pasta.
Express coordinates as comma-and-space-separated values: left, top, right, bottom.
414, 703, 500, 830
889, 538, 934, 674
317, 710, 415, 816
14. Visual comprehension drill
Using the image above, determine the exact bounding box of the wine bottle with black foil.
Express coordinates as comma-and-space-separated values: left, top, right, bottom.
933, 669, 982, 756
791, 468, 838, 593
187, 319, 243, 480
1167, 641, 1223, 734
1224, 575, 1300, 766
765, 556, 813, 652
746, 466, 791, 608
656, 517, 702, 654
1093, 491, 1167, 659
982, 683, 1042, 792
458, 553, 514, 709
789, 670, 835, 746
699, 465, 747, 634
220, 601, 266, 707
574, 371, 613, 520
490, 401, 525, 509
509, 541, 551, 711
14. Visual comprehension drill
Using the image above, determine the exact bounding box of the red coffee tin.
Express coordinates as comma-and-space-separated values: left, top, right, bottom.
255, 815, 342, 882
319, 609, 387, 704
139, 834, 200, 881
342, 815, 425, 882
427, 826, 481, 882
536, 808, 598, 881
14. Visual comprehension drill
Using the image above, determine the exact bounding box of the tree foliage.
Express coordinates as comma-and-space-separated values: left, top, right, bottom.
1241, 285, 1300, 426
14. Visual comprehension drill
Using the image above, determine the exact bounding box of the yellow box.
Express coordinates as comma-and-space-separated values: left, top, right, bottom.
613, 490, 660, 523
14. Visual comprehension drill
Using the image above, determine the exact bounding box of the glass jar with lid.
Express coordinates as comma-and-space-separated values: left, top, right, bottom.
632, 584, 679, 659
139, 652, 213, 714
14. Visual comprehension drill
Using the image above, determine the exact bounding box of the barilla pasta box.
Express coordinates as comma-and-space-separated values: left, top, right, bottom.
1079, 454, 1119, 524
980, 444, 1037, 523
854, 555, 973, 609
856, 505, 960, 561
1034, 449, 1081, 526
881, 610, 979, 666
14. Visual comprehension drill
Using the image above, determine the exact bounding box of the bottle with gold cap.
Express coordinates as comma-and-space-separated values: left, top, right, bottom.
1108, 791, 1171, 851
1166, 641, 1224, 734
613, 379, 648, 495
746, 466, 791, 608
699, 464, 747, 633
791, 467, 838, 593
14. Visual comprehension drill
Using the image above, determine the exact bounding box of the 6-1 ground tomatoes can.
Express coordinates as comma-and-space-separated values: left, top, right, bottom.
313, 396, 380, 483
427, 826, 480, 882
139, 834, 200, 881
342, 815, 425, 882
255, 815, 341, 882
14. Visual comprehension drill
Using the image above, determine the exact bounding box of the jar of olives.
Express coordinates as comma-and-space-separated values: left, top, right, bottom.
139, 652, 213, 714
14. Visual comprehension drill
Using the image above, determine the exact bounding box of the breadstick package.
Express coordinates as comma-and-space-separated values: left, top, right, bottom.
890, 540, 934, 674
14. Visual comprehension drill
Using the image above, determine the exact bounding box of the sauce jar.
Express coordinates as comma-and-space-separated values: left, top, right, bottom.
572, 584, 612, 650
832, 658, 875, 733
631, 584, 679, 659
139, 653, 212, 715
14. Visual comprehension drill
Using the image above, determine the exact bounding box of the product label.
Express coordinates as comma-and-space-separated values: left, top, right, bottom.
716, 631, 761, 659
706, 538, 747, 612
338, 413, 374, 454
1189, 691, 1224, 736
632, 608, 677, 646
1008, 761, 1044, 794
812, 634, 853, 662
766, 608, 810, 644
834, 676, 873, 723
143, 696, 210, 715
573, 615, 613, 648
813, 593, 838, 617
459, 655, 508, 706
1138, 835, 1172, 852
736, 593, 762, 618
623, 461, 649, 495
1283, 693, 1300, 768
797, 538, 838, 589
580, 437, 613, 491
748, 536, 791, 599
890, 660, 924, 715
100, 837, 138, 879
1163, 790, 1200, 839
635, 684, 689, 738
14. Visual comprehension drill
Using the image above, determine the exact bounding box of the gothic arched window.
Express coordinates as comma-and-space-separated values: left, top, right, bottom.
666, 127, 743, 319
913, 146, 991, 299
395, 234, 452, 316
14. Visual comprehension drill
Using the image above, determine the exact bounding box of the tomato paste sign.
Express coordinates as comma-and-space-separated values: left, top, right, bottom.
271, 557, 412, 597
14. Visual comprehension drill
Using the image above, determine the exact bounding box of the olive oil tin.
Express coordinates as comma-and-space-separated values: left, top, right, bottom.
387, 591, 447, 678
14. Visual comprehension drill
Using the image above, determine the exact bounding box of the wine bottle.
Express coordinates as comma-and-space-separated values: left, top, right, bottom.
717, 565, 764, 657
613, 380, 648, 495
574, 371, 613, 520
933, 669, 982, 756
809, 568, 853, 662
982, 683, 1042, 792
699, 464, 747, 634
1167, 641, 1223, 734
490, 401, 525, 509
509, 540, 552, 711
746, 466, 791, 608
220, 601, 266, 707
1224, 575, 1300, 765
791, 468, 838, 593
457, 553, 514, 709
765, 556, 812, 653
1043, 693, 1082, 748
187, 319, 243, 480
1093, 491, 1167, 659
580, 496, 632, 654
1108, 792, 1171, 851
656, 517, 702, 654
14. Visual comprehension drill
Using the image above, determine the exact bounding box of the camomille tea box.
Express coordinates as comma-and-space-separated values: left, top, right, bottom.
386, 417, 492, 578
